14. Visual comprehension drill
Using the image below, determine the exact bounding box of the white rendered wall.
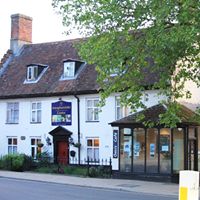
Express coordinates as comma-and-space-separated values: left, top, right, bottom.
178, 80, 200, 111
0, 89, 164, 170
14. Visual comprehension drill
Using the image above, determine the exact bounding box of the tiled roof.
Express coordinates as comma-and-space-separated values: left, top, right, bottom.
0, 39, 99, 99
110, 104, 200, 127
0, 38, 161, 99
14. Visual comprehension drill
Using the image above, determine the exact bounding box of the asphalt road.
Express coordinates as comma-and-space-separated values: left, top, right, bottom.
0, 177, 177, 200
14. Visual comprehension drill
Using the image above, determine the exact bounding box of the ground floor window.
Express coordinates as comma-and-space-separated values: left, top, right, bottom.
146, 128, 158, 173
8, 137, 17, 154
87, 138, 99, 161
119, 127, 188, 174
31, 138, 41, 158
160, 128, 171, 174
120, 128, 132, 172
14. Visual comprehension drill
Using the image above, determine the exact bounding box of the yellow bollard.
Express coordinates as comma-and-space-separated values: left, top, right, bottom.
179, 187, 187, 200
179, 170, 199, 200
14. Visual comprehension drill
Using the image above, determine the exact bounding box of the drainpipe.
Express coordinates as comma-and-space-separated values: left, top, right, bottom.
74, 95, 81, 165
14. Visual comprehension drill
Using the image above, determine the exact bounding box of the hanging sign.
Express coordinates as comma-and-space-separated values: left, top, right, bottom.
113, 130, 118, 158
51, 101, 72, 126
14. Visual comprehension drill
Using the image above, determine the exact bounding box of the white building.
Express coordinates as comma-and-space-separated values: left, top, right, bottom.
0, 14, 163, 170
2, 14, 198, 182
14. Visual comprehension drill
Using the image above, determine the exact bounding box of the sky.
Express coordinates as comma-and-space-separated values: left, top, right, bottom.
0, 0, 79, 58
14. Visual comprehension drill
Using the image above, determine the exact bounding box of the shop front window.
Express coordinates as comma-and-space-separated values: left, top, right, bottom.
133, 128, 145, 173
173, 128, 184, 173
146, 128, 158, 173
160, 128, 171, 174
120, 128, 132, 172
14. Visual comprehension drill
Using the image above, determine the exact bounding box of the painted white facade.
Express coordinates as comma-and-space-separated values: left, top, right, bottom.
179, 80, 200, 111
0, 90, 164, 170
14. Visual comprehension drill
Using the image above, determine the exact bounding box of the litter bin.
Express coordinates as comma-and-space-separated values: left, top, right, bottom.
179, 170, 199, 200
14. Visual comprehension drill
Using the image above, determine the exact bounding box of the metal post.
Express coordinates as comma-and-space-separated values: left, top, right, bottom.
87, 156, 90, 176
109, 157, 112, 177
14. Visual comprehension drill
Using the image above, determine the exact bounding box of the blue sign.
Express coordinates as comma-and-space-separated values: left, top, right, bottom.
113, 130, 118, 158
51, 101, 72, 126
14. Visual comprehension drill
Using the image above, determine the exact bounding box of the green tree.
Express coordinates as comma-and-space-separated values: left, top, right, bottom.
52, 0, 200, 127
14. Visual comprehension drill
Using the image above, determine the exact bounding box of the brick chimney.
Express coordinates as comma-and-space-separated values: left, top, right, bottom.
10, 14, 32, 54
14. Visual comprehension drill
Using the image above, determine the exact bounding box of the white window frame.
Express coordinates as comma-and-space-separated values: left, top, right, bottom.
86, 138, 99, 162
30, 102, 42, 123
86, 98, 99, 121
115, 97, 131, 120
63, 62, 75, 78
27, 65, 38, 81
6, 102, 19, 124
31, 137, 41, 159
8, 137, 17, 154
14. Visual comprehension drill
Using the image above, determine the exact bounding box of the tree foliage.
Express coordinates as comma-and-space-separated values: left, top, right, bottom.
52, 0, 200, 127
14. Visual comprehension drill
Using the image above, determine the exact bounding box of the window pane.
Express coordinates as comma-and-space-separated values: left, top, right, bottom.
28, 68, 32, 79
32, 103, 36, 110
94, 100, 99, 107
7, 103, 19, 123
120, 128, 132, 172
37, 103, 41, 109
14, 103, 19, 109
116, 107, 122, 120
64, 62, 75, 77
87, 139, 93, 146
31, 147, 35, 158
146, 128, 158, 173
116, 98, 120, 106
13, 110, 19, 123
133, 128, 145, 173
87, 148, 93, 160
94, 148, 99, 161
37, 139, 41, 144
173, 128, 184, 173
94, 139, 99, 147
31, 139, 35, 145
160, 128, 171, 174
94, 108, 99, 121
13, 138, 17, 145
37, 110, 41, 122
33, 66, 38, 78
8, 138, 12, 145
8, 146, 12, 154
13, 146, 17, 154
87, 108, 93, 121
87, 100, 93, 107
32, 111, 36, 122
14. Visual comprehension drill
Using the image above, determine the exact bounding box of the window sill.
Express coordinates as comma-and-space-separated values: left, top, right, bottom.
30, 122, 42, 124
5, 123, 19, 125
85, 121, 99, 123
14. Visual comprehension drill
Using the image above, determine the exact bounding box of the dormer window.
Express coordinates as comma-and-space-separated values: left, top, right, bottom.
60, 59, 86, 80
63, 62, 75, 78
24, 64, 48, 84
27, 65, 38, 81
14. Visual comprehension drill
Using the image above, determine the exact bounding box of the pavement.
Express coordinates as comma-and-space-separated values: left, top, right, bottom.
0, 170, 179, 197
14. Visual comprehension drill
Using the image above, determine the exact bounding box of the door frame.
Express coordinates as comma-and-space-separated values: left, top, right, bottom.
49, 126, 72, 164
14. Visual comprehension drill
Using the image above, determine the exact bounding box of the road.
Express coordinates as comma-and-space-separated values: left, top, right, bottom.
0, 177, 177, 200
